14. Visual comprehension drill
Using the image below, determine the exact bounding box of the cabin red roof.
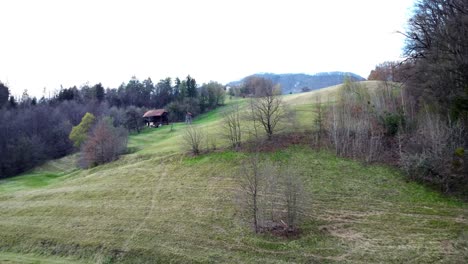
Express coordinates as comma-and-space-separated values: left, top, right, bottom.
143, 109, 167, 118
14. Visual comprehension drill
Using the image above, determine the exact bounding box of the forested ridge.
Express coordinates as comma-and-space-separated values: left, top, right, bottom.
228, 72, 365, 95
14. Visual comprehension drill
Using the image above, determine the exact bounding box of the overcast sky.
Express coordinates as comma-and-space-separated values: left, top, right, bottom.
1, 0, 415, 97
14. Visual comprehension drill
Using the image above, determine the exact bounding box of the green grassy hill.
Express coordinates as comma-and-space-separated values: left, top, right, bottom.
0, 82, 466, 263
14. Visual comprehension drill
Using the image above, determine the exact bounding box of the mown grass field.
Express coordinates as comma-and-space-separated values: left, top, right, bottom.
0, 82, 466, 263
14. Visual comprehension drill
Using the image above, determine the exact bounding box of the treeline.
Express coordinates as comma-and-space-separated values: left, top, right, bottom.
342, 0, 468, 195
368, 0, 467, 120
0, 76, 226, 178
54, 75, 225, 120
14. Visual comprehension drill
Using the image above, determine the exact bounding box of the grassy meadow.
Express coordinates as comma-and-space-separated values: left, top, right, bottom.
0, 82, 466, 263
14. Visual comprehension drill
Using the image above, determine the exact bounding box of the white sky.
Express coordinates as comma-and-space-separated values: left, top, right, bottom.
0, 0, 415, 97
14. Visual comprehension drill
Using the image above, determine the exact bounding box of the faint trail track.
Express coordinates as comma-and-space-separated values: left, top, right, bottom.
120, 165, 168, 254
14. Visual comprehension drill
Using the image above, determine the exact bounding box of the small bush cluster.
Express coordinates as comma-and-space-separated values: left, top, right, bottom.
400, 112, 467, 193
238, 156, 310, 236
326, 80, 402, 163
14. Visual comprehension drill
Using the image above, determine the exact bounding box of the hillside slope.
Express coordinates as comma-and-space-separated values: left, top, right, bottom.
0, 82, 466, 263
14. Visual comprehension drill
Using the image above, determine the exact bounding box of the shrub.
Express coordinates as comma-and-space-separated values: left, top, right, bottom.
182, 125, 205, 155
69, 112, 96, 148
400, 111, 467, 194
380, 109, 405, 136
237, 157, 310, 235
221, 103, 242, 149
79, 117, 128, 168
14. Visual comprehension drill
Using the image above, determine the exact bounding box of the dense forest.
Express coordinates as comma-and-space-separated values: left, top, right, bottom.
362, 0, 468, 195
0, 76, 225, 178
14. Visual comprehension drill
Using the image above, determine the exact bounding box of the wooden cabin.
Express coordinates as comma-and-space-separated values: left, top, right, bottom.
143, 109, 169, 127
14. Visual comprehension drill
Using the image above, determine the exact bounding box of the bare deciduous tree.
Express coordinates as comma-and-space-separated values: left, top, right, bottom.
238, 157, 310, 234
239, 154, 262, 233
252, 89, 285, 140
243, 76, 276, 97
313, 96, 325, 147
241, 76, 285, 141
402, 0, 468, 118
246, 98, 261, 141
280, 164, 308, 230
261, 160, 279, 224
222, 103, 242, 149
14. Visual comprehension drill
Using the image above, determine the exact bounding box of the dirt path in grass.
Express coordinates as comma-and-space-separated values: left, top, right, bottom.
120, 165, 168, 254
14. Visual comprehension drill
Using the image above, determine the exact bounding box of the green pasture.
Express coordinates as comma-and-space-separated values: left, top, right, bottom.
0, 82, 466, 263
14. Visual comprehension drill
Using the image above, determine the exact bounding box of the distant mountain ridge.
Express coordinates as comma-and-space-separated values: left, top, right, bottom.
228, 72, 366, 94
